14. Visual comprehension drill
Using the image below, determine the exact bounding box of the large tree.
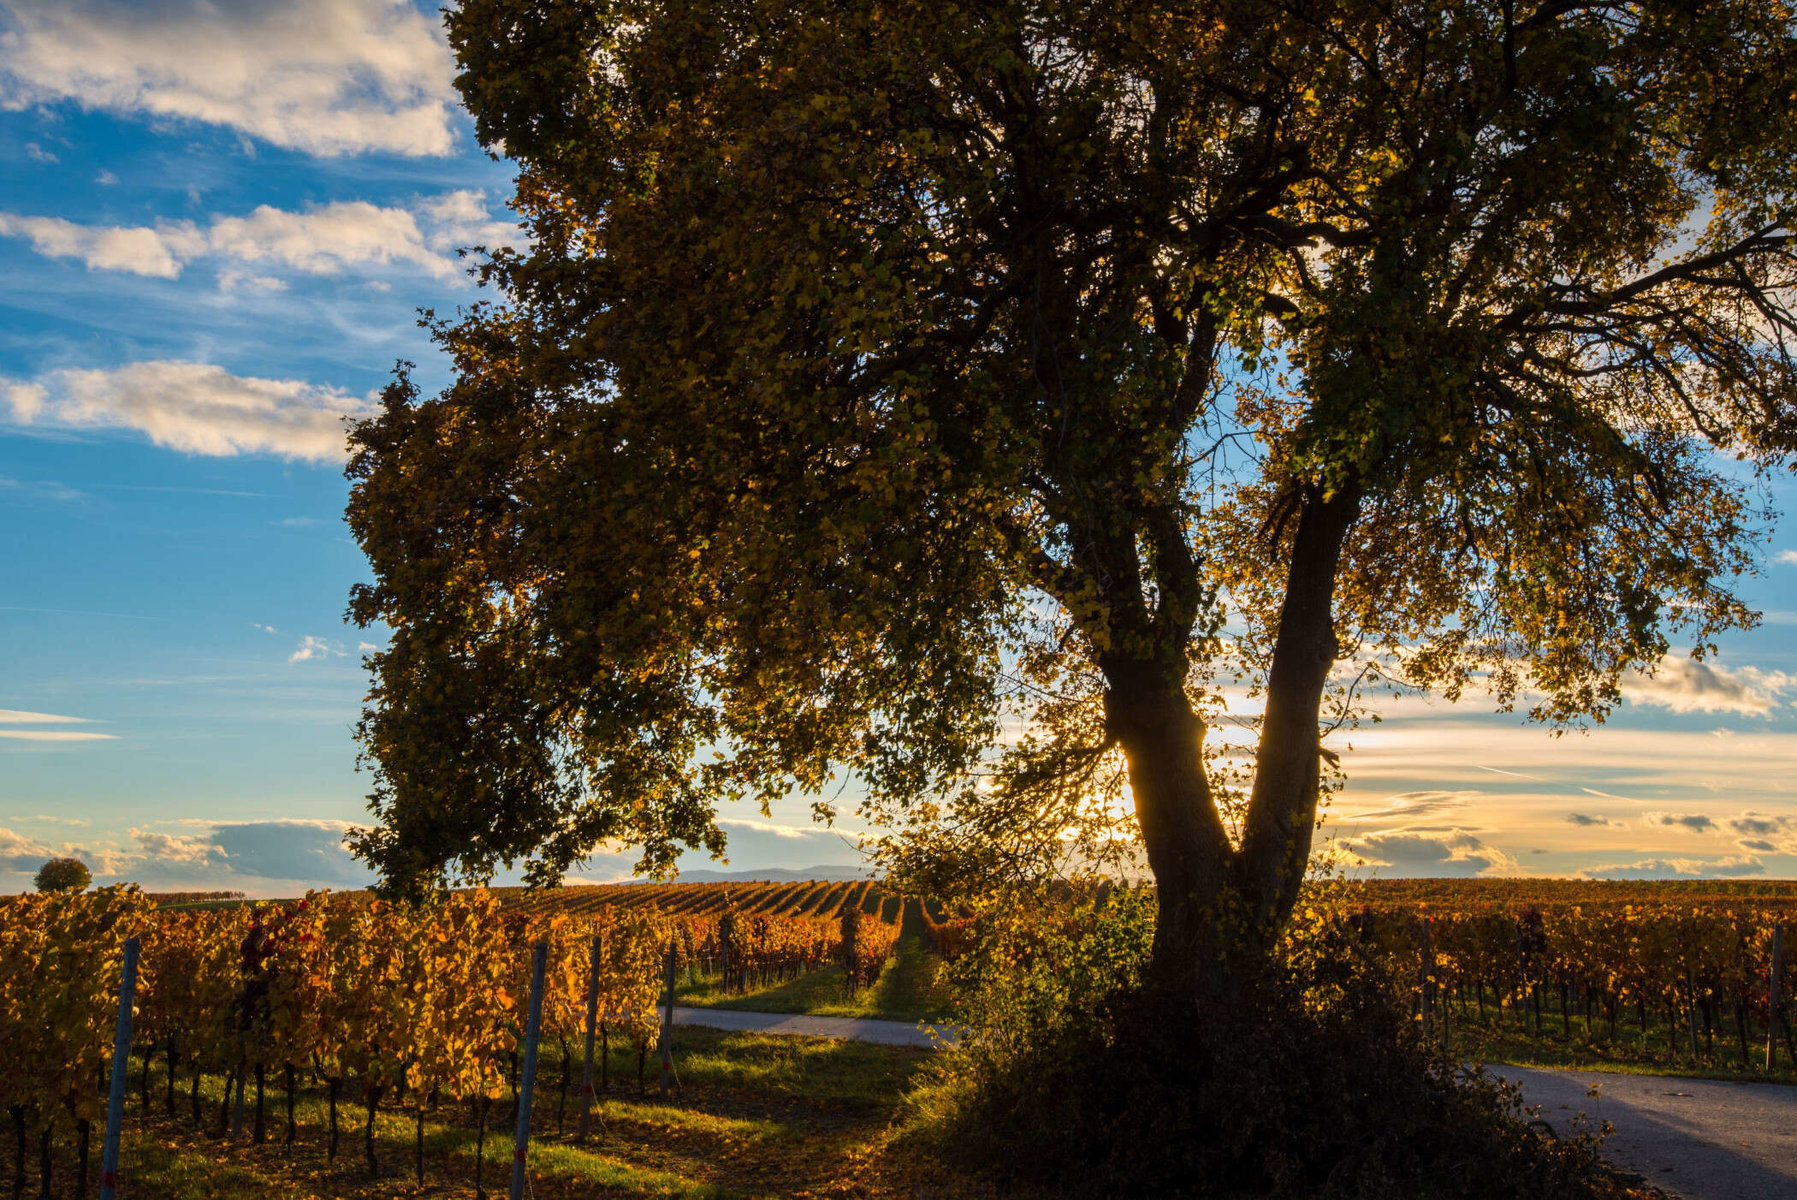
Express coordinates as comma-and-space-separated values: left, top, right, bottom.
348, 0, 1797, 987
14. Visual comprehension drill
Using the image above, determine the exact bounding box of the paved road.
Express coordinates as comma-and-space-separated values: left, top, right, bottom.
673, 1009, 1797, 1199
670, 1005, 960, 1048
1491, 1066, 1797, 1200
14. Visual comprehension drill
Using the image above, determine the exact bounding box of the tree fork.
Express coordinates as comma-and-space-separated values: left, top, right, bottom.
1233, 483, 1363, 944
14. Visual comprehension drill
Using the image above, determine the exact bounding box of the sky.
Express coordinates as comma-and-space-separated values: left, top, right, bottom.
1, 0, 1795, 897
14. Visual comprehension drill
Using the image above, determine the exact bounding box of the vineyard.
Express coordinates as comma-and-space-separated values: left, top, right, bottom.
8, 876, 1797, 1195
0, 883, 904, 1198
1328, 879, 1797, 1075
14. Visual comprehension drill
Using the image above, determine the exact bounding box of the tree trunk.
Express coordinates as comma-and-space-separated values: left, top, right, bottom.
1106, 484, 1361, 994
1232, 485, 1362, 943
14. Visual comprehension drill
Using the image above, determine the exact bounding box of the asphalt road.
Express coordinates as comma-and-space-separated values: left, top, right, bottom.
673, 1008, 1797, 1199
1490, 1065, 1797, 1200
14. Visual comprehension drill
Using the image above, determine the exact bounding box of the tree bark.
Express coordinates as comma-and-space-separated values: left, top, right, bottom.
1233, 483, 1362, 945
1106, 482, 1362, 993
1104, 657, 1230, 992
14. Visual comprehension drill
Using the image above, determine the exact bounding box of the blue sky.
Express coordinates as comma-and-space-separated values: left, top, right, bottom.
1, 0, 1794, 896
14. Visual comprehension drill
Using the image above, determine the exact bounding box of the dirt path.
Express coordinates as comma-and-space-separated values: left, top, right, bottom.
1492, 1065, 1797, 1200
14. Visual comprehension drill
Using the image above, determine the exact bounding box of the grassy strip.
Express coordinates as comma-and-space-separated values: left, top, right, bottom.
1440, 1008, 1797, 1085
91, 1026, 976, 1200
676, 931, 955, 1024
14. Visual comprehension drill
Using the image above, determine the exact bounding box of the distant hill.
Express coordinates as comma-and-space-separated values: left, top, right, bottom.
673, 865, 873, 883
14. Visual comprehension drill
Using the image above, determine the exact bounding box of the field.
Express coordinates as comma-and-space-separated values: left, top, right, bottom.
102, 1028, 975, 1200
6, 877, 1797, 1197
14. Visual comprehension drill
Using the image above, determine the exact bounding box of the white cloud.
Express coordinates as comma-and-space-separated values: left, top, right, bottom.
1774, 549, 1797, 565
1342, 829, 1519, 877
0, 0, 458, 157
208, 200, 451, 278
129, 827, 220, 868
1619, 655, 1790, 716
1579, 855, 1765, 880
289, 635, 344, 662
22, 141, 54, 162
419, 189, 522, 254
94, 168, 117, 185
0, 212, 199, 277
0, 193, 517, 284
0, 825, 52, 870
3, 361, 373, 462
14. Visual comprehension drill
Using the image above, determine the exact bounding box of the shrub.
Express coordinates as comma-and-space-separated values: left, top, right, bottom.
33, 857, 92, 893
907, 888, 1636, 1199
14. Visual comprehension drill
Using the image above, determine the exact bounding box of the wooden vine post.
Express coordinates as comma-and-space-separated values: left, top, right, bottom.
1769, 924, 1785, 1073
99, 937, 140, 1200
577, 933, 602, 1140
659, 938, 677, 1097
509, 942, 548, 1200
1419, 918, 1435, 1042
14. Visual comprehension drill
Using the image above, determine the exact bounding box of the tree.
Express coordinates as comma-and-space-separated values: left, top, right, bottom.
348, 0, 1797, 990
33, 858, 90, 894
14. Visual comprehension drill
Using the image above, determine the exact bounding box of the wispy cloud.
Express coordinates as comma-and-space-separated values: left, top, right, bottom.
0, 708, 114, 742
0, 708, 90, 724
715, 816, 827, 841
1566, 813, 1625, 827
288, 635, 345, 663
1774, 549, 1797, 566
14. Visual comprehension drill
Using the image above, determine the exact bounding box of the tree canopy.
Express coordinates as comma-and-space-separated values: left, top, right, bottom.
34, 857, 91, 894
348, 0, 1797, 975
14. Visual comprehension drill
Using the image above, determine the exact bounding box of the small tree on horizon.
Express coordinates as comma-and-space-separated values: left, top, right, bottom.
34, 857, 92, 894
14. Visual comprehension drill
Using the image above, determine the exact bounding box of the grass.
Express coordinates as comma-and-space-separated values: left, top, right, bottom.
675, 930, 956, 1025
1438, 1001, 1797, 1086
34, 1026, 992, 1200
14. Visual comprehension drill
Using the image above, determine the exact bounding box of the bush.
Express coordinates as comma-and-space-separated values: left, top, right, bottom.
33, 857, 92, 893
907, 888, 1636, 1199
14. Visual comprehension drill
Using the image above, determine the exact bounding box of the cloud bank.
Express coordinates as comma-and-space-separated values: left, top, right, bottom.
4, 361, 374, 462
0, 0, 459, 156
1620, 655, 1791, 715
0, 192, 517, 282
